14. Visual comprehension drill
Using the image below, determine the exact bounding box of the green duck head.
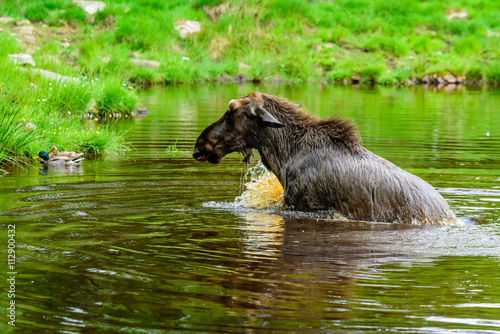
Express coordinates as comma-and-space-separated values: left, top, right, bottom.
38, 151, 50, 161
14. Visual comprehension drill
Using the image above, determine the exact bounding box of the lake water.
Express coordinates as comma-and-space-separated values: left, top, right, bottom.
1, 84, 500, 333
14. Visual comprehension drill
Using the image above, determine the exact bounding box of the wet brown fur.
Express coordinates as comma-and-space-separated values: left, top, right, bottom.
193, 92, 457, 224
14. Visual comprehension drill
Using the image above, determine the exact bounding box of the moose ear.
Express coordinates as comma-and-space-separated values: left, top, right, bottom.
253, 106, 285, 128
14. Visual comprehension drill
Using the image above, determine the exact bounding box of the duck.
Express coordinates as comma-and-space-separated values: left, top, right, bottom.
48, 146, 84, 160
38, 148, 85, 168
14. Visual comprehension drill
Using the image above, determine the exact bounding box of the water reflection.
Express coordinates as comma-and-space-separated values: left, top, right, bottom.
1, 84, 500, 333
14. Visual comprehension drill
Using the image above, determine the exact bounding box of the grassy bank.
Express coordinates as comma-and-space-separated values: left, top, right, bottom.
1, 0, 500, 170
0, 33, 137, 172
2, 0, 500, 85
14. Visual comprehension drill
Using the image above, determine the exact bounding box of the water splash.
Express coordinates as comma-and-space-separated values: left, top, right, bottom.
234, 161, 285, 209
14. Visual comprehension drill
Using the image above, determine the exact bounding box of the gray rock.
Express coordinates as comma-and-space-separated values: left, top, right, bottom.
0, 17, 14, 24
15, 20, 30, 26
73, 1, 106, 15
232, 74, 250, 82
443, 74, 457, 84
8, 54, 36, 67
130, 59, 160, 68
19, 67, 78, 82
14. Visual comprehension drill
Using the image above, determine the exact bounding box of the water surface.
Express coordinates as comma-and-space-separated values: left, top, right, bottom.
1, 84, 500, 333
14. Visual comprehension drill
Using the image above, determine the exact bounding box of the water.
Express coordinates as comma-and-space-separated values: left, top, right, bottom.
1, 84, 500, 333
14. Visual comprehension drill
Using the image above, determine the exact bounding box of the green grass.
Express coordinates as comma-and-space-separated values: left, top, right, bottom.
0, 33, 132, 172
2, 0, 500, 85
2, 0, 500, 169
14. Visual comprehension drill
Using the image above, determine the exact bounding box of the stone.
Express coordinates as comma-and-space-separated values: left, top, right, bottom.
133, 103, 149, 114
129, 59, 160, 68
351, 74, 361, 83
23, 35, 36, 45
421, 75, 431, 83
446, 9, 467, 20
175, 20, 201, 38
8, 54, 36, 67
267, 75, 283, 83
437, 76, 446, 84
16, 26, 34, 35
15, 20, 30, 26
61, 42, 70, 48
87, 99, 99, 114
443, 74, 457, 84
487, 30, 500, 38
405, 79, 414, 86
232, 74, 250, 82
0, 17, 14, 24
203, 2, 230, 21
73, 1, 106, 15
19, 68, 78, 82
129, 51, 142, 58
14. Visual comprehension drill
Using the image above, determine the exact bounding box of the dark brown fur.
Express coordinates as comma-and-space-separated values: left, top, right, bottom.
193, 92, 456, 224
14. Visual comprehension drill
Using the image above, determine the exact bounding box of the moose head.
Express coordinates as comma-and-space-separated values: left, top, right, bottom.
193, 92, 285, 164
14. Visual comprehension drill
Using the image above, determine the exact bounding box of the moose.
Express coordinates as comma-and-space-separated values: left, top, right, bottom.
193, 92, 457, 224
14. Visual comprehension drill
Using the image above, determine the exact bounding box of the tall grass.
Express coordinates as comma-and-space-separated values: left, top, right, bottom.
1, 0, 500, 86
0, 34, 131, 170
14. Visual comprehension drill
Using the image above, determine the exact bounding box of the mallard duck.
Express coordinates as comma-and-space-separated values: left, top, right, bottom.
48, 146, 84, 160
38, 149, 84, 168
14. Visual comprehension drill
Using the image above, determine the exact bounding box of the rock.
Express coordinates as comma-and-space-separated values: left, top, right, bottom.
404, 79, 414, 86
22, 35, 36, 45
443, 74, 457, 84
238, 62, 251, 72
133, 103, 149, 115
267, 75, 283, 83
421, 75, 431, 83
0, 17, 14, 24
87, 99, 99, 114
15, 20, 30, 26
129, 51, 142, 58
19, 68, 78, 82
446, 9, 467, 20
351, 74, 361, 83
61, 42, 70, 48
174, 20, 201, 38
437, 76, 446, 84
232, 74, 250, 82
130, 59, 160, 68
203, 2, 230, 21
16, 25, 34, 35
457, 76, 465, 83
8, 54, 36, 67
102, 56, 111, 63
73, 1, 106, 15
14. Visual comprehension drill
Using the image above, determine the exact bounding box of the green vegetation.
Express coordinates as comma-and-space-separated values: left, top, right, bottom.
165, 139, 179, 157
1, 0, 500, 170
0, 34, 131, 172
2, 0, 500, 85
